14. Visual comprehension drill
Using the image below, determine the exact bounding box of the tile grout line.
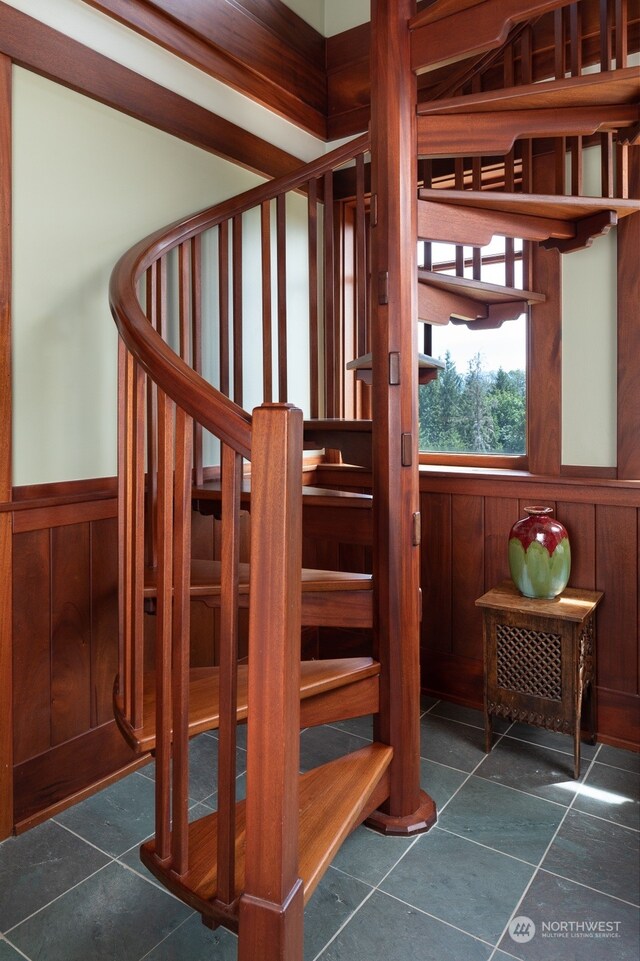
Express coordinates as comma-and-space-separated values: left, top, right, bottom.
314, 720, 515, 960
374, 886, 498, 952
536, 866, 640, 909
1, 933, 34, 961
485, 742, 603, 961
3, 861, 115, 936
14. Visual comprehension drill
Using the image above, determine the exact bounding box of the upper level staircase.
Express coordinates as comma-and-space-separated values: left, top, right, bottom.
109, 1, 639, 958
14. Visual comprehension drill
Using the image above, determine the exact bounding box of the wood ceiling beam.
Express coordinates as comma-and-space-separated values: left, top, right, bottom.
84, 0, 328, 138
0, 1, 302, 180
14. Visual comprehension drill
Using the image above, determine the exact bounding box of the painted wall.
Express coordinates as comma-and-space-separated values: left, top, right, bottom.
12, 66, 316, 485
12, 68, 264, 485
561, 148, 617, 467
3, 0, 326, 162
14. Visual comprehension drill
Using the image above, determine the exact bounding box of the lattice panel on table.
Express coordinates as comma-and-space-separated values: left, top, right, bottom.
496, 623, 562, 700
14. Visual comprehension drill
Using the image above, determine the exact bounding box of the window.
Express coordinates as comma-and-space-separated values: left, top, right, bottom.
418, 238, 527, 467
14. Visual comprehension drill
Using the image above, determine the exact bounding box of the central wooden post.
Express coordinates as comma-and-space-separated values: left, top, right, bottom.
366, 0, 436, 834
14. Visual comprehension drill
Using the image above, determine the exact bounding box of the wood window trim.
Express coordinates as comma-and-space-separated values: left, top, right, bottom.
0, 51, 12, 840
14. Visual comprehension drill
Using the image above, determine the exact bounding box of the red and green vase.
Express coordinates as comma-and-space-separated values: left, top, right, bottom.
508, 506, 571, 599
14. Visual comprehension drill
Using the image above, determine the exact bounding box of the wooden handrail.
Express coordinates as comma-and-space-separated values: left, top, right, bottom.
109, 131, 370, 455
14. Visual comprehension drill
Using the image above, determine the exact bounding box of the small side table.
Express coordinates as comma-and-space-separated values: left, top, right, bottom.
476, 581, 603, 778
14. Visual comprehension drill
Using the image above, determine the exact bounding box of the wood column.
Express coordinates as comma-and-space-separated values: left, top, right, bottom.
367, 0, 435, 833
528, 244, 562, 476
0, 52, 12, 839
617, 147, 640, 479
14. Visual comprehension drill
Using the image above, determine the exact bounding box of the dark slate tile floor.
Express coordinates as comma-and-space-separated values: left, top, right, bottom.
1, 700, 638, 961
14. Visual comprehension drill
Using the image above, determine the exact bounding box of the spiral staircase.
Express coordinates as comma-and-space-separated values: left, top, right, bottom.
109, 1, 639, 958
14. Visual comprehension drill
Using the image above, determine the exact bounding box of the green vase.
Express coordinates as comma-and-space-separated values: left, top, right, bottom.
508, 506, 571, 599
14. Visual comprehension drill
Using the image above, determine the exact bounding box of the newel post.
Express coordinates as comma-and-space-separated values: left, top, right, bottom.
238, 403, 304, 961
367, 0, 436, 834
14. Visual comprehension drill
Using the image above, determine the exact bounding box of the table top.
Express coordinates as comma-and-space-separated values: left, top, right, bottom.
476, 580, 603, 623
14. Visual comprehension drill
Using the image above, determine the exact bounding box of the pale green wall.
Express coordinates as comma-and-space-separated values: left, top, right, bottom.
561, 147, 617, 467
12, 67, 264, 485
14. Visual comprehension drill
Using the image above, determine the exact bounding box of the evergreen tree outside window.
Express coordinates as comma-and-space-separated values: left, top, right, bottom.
419, 238, 527, 462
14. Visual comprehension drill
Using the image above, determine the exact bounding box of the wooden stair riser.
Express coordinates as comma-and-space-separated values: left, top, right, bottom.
114, 658, 380, 753
140, 745, 393, 930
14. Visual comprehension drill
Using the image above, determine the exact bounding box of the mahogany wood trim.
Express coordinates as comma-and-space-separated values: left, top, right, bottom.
418, 105, 639, 158
12, 497, 117, 534
418, 467, 640, 507
419, 66, 640, 115
0, 54, 11, 839
410, 0, 576, 73
369, 0, 429, 828
561, 465, 618, 479
0, 2, 301, 180
528, 244, 561, 475
617, 146, 640, 479
12, 720, 144, 830
84, 0, 327, 138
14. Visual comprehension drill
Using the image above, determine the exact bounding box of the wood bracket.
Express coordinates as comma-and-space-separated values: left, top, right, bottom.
541, 210, 618, 254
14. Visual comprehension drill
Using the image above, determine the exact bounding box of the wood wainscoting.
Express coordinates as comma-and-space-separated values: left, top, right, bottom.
10, 479, 144, 832
419, 469, 640, 752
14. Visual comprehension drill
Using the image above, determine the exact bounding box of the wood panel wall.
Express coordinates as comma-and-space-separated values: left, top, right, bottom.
10, 484, 144, 831
419, 471, 640, 750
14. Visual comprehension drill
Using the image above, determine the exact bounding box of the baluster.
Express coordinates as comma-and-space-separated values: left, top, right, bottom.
144, 265, 158, 570
420, 159, 433, 273
569, 4, 583, 196
454, 158, 465, 276
130, 356, 145, 730
178, 242, 191, 363
504, 46, 515, 287
117, 339, 131, 717
219, 220, 230, 397
323, 170, 336, 417
155, 388, 174, 862
308, 180, 319, 418
216, 443, 242, 905
471, 76, 482, 282
600, 1, 615, 197
615, 0, 627, 66
356, 154, 367, 360
554, 8, 567, 195
261, 200, 273, 404
171, 406, 193, 875
191, 235, 204, 485
615, 0, 629, 198
520, 26, 534, 290
276, 194, 288, 402
233, 214, 243, 407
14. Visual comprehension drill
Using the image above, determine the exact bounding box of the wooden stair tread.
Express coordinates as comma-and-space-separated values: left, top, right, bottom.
344, 351, 443, 387
143, 560, 372, 598
418, 66, 640, 115
419, 189, 639, 223
418, 270, 545, 306
114, 657, 380, 752
303, 420, 374, 469
192, 477, 372, 508
140, 743, 393, 920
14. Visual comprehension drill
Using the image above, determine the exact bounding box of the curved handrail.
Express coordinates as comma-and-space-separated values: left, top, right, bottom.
109, 131, 370, 456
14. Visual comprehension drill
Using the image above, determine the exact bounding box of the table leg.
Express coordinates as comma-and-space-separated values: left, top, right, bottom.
484, 712, 493, 753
